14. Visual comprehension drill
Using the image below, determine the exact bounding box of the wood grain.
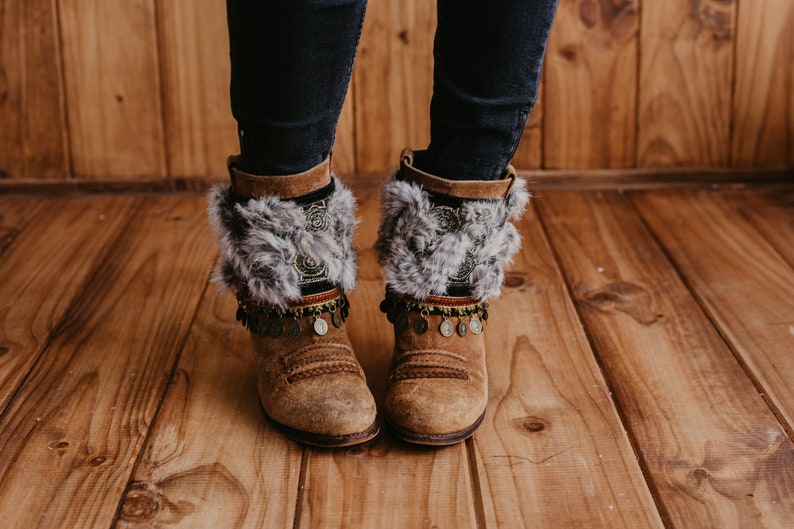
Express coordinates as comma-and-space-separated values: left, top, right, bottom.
332, 86, 357, 176
544, 0, 639, 168
511, 94, 543, 170
0, 196, 138, 414
731, 0, 793, 167
726, 187, 794, 269
0, 196, 46, 256
638, 0, 735, 167
58, 0, 166, 178
537, 191, 794, 528
0, 0, 69, 179
156, 0, 237, 179
472, 205, 663, 528
0, 195, 214, 528
352, 0, 435, 173
116, 288, 302, 529
632, 189, 794, 430
296, 192, 478, 529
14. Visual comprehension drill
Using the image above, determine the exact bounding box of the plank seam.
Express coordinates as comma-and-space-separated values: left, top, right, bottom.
532, 196, 676, 529
52, 0, 75, 180
109, 262, 215, 528
292, 447, 309, 529
150, 0, 170, 179
465, 438, 487, 529
626, 191, 794, 441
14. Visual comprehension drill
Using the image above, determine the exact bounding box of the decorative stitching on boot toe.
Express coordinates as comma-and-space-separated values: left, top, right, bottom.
287, 364, 362, 383
391, 369, 469, 381
281, 342, 354, 366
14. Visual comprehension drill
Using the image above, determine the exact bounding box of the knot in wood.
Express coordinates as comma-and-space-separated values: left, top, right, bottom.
121, 483, 162, 522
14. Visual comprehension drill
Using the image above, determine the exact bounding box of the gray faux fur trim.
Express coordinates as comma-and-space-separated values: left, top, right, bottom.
375, 176, 530, 302
207, 176, 359, 308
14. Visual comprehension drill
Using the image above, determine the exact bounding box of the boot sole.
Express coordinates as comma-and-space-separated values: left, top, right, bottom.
385, 411, 486, 446
268, 416, 380, 448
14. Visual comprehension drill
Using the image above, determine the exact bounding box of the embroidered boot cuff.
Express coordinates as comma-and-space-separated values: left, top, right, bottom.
207, 175, 359, 308
375, 171, 530, 302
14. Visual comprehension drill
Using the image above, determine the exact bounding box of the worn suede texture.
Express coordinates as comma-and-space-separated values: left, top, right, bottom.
250, 310, 378, 445
385, 310, 488, 444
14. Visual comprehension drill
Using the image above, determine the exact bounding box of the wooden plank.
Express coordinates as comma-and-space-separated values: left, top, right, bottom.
638, 0, 735, 167
511, 94, 543, 170
332, 86, 357, 176
156, 0, 237, 179
0, 195, 215, 528
116, 288, 302, 529
296, 191, 478, 529
727, 187, 794, 269
58, 0, 166, 179
0, 196, 139, 414
731, 0, 794, 167
472, 206, 663, 528
0, 196, 46, 256
537, 191, 794, 528
353, 0, 435, 173
632, 189, 794, 430
544, 0, 639, 168
0, 0, 69, 179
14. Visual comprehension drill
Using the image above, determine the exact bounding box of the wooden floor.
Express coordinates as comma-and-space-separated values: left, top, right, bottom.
1, 182, 793, 529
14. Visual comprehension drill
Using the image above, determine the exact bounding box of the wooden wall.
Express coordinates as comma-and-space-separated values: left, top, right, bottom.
1, 0, 791, 182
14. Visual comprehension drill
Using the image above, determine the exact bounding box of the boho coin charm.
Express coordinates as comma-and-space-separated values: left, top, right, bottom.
439, 319, 454, 337
289, 320, 302, 338
332, 311, 343, 328
414, 318, 429, 334
270, 320, 285, 338
313, 317, 329, 336
469, 317, 483, 335
458, 320, 468, 337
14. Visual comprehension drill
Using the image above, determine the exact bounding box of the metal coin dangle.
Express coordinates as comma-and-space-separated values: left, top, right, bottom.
470, 317, 483, 335
439, 319, 454, 337
313, 316, 329, 336
289, 320, 302, 338
457, 320, 468, 337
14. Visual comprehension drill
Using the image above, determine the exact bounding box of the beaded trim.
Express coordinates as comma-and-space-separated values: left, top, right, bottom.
236, 291, 349, 338
379, 290, 488, 337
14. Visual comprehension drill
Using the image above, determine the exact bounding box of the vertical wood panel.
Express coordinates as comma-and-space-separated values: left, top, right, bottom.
0, 0, 69, 179
511, 95, 543, 169
731, 0, 794, 167
638, 0, 735, 167
59, 0, 165, 178
544, 0, 639, 168
353, 0, 435, 173
332, 85, 357, 175
156, 0, 237, 178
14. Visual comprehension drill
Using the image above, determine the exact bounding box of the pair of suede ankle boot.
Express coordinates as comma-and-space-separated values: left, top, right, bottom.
208, 149, 529, 447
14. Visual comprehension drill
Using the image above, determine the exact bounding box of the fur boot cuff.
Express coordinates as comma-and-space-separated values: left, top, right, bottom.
207, 177, 359, 308
376, 176, 530, 302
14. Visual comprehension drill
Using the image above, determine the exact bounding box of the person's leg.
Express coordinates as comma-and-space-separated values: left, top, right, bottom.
227, 0, 367, 175
417, 0, 558, 181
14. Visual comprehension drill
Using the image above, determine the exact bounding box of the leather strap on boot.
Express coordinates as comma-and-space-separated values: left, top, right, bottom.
399, 149, 515, 200
227, 154, 332, 200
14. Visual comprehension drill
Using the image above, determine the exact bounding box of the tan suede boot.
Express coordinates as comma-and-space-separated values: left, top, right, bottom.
376, 149, 530, 445
208, 157, 378, 447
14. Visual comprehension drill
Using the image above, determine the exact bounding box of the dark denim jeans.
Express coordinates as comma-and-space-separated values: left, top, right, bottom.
227, 0, 558, 181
